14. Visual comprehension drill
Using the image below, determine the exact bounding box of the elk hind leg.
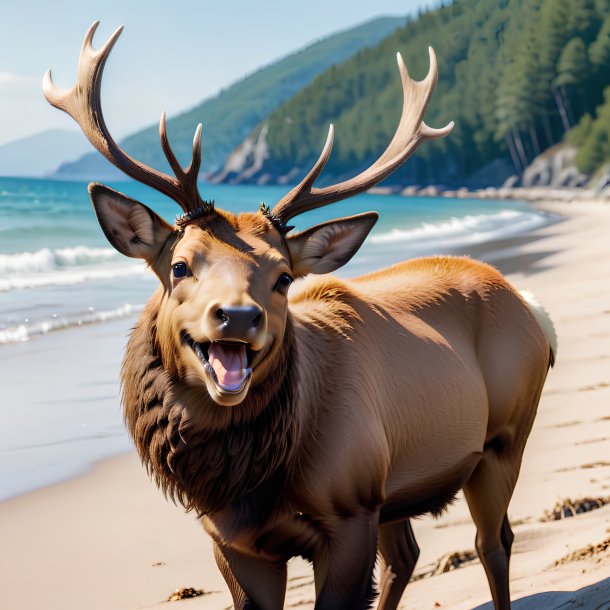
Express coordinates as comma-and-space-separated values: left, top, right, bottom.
377, 519, 420, 610
463, 448, 520, 610
500, 513, 514, 560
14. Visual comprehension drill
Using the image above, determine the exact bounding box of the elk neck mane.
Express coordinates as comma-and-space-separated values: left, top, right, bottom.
122, 290, 301, 515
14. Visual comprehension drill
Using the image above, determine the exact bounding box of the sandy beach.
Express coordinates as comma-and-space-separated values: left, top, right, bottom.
1, 198, 609, 610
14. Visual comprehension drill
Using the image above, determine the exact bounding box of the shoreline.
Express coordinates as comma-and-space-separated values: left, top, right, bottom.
1, 196, 610, 609
370, 183, 610, 205
0, 316, 135, 500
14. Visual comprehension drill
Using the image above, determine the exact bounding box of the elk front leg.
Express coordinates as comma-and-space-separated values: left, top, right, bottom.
213, 542, 287, 610
312, 510, 379, 610
377, 519, 420, 610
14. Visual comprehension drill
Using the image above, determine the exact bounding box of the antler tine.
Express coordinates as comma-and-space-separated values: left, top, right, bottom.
272, 48, 454, 224
159, 111, 184, 178
43, 22, 204, 212
272, 124, 334, 216
159, 112, 204, 205
43, 21, 122, 111
190, 124, 203, 175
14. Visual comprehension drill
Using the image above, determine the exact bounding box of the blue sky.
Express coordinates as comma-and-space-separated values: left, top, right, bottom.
0, 0, 432, 145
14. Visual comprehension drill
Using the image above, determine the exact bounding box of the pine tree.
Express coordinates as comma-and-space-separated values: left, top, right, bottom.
553, 37, 591, 121
554, 38, 590, 88
566, 113, 592, 148
575, 88, 610, 173
566, 0, 598, 43
589, 15, 610, 69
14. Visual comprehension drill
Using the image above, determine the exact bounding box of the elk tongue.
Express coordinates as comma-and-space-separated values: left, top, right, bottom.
208, 343, 248, 389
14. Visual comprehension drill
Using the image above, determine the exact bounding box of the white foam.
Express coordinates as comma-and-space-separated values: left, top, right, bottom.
370, 209, 545, 247
0, 324, 29, 344
0, 248, 57, 274
0, 264, 148, 292
0, 246, 118, 274
55, 246, 118, 267
0, 303, 144, 344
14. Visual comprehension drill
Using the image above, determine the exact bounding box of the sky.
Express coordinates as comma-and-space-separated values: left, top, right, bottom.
0, 0, 434, 146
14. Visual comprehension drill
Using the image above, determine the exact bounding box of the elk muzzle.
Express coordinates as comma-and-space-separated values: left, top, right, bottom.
181, 301, 269, 407
212, 304, 264, 338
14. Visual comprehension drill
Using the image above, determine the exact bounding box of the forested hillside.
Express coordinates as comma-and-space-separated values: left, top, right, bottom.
53, 16, 404, 180
222, 0, 610, 186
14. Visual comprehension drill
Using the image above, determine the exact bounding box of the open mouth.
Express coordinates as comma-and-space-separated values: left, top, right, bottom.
183, 333, 254, 394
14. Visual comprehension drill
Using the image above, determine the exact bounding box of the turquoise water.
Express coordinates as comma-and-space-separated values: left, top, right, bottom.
0, 176, 550, 344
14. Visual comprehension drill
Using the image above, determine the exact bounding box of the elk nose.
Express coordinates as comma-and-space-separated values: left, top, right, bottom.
213, 305, 264, 335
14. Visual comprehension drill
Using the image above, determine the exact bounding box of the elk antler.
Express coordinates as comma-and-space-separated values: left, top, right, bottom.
43, 21, 204, 213
271, 48, 454, 224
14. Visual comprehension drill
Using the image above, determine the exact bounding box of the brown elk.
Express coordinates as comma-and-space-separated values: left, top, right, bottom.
44, 22, 556, 610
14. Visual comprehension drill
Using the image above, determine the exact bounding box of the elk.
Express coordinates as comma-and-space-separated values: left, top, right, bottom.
44, 22, 556, 610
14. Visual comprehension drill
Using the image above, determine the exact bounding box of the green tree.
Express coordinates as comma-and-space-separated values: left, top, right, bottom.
589, 15, 610, 69
566, 0, 598, 42
575, 88, 610, 173
553, 37, 591, 121
554, 38, 590, 88
566, 113, 593, 147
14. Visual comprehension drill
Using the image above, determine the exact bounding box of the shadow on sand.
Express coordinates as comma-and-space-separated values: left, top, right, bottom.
471, 576, 610, 609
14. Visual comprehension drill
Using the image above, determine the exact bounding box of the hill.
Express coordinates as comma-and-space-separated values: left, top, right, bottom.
52, 16, 405, 181
0, 129, 89, 177
216, 0, 610, 187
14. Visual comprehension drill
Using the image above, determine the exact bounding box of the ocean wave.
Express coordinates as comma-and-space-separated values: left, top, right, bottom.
0, 303, 144, 344
0, 245, 118, 274
55, 246, 118, 266
370, 209, 545, 246
0, 264, 149, 292
0, 245, 148, 292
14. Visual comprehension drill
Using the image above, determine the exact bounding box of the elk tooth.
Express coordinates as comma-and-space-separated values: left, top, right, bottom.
195, 344, 207, 362
204, 361, 216, 379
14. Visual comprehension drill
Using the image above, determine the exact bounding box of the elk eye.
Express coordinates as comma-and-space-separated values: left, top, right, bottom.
172, 262, 188, 278
274, 272, 293, 295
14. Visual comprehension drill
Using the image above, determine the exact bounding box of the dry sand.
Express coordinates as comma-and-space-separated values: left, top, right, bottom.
1, 199, 609, 610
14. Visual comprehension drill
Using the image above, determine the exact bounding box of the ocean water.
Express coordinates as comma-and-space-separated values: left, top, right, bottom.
0, 176, 553, 499
0, 177, 551, 345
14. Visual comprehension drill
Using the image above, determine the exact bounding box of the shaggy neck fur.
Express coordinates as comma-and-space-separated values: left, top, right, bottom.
122, 299, 300, 515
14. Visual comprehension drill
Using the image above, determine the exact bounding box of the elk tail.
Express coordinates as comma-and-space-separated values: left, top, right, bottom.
520, 290, 557, 367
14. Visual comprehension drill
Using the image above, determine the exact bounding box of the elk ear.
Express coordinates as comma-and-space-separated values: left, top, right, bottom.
286, 212, 378, 277
88, 183, 173, 261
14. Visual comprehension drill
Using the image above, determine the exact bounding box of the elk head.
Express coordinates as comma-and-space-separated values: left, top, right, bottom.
44, 22, 453, 407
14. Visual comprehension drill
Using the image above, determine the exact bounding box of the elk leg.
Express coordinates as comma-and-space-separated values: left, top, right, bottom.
377, 519, 420, 610
463, 450, 518, 610
312, 511, 379, 610
213, 542, 286, 610
500, 514, 514, 559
